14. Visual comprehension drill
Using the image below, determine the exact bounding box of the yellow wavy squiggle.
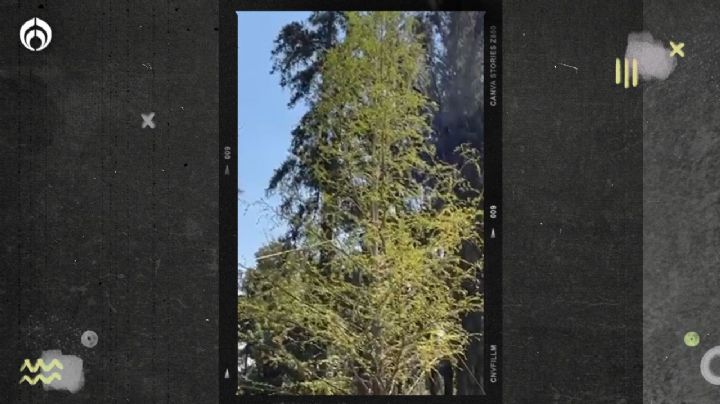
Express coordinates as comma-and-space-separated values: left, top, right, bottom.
20, 359, 64, 373
19, 373, 62, 385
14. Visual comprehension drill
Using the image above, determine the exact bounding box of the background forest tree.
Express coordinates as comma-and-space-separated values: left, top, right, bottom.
239, 11, 485, 395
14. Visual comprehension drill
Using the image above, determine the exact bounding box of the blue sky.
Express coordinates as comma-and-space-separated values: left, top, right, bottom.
237, 11, 311, 270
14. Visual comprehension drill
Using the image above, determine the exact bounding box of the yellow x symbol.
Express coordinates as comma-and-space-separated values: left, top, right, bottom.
670, 41, 685, 58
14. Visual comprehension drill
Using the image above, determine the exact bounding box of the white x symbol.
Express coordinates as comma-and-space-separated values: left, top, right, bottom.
141, 112, 156, 129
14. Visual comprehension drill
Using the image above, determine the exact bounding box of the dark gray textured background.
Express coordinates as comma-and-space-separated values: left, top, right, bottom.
4, 0, 715, 403
0, 1, 219, 403
644, 1, 720, 402
503, 1, 643, 402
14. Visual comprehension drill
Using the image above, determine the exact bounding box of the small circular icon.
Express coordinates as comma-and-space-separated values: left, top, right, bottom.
700, 346, 720, 385
20, 18, 52, 52
81, 330, 98, 348
685, 331, 701, 347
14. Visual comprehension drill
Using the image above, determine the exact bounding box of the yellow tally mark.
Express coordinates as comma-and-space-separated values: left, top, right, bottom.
615, 58, 638, 88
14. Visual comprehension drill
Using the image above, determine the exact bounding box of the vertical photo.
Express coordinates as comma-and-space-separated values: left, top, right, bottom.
237, 10, 485, 396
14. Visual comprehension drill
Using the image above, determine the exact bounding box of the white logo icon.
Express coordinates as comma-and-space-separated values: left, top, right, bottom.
20, 18, 52, 52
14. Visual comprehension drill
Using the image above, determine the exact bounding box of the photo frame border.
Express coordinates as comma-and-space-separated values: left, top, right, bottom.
220, 1, 502, 402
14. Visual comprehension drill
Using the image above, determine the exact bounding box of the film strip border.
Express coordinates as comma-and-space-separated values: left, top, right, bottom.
483, 3, 502, 402
220, 1, 503, 403
219, 0, 238, 400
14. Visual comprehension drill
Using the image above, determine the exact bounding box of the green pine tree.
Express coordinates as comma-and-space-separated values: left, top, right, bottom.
239, 12, 483, 395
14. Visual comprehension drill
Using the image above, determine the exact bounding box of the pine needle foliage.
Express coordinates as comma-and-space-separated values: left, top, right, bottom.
239, 12, 483, 395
